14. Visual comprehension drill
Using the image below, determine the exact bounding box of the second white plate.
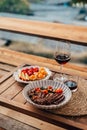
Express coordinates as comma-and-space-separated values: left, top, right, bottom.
13, 66, 52, 84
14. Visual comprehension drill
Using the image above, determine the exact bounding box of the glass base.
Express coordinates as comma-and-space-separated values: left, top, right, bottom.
71, 88, 78, 92
53, 73, 67, 82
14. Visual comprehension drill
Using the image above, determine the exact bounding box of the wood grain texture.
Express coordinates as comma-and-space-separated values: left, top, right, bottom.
0, 63, 15, 79
0, 70, 9, 78
0, 128, 6, 130
0, 113, 37, 130
0, 106, 65, 130
13, 91, 26, 104
0, 17, 87, 45
0, 96, 87, 130
1, 82, 22, 100
0, 48, 87, 79
0, 63, 25, 84
0, 63, 87, 129
0, 63, 15, 71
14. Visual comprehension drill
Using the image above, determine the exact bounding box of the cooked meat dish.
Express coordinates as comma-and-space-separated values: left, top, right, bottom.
28, 86, 65, 105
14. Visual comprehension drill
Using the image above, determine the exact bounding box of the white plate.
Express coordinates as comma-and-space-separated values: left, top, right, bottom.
13, 66, 52, 84
23, 80, 72, 110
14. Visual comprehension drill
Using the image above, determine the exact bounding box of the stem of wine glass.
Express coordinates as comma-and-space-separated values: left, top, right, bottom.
60, 64, 64, 81
60, 64, 67, 82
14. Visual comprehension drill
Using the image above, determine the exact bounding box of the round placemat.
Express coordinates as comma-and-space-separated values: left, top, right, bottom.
50, 77, 87, 116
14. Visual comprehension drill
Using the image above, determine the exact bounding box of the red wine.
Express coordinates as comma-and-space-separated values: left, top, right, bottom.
64, 80, 77, 92
55, 54, 71, 64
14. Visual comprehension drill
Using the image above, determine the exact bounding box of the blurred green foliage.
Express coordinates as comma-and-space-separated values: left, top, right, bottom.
71, 0, 87, 4
28, 0, 42, 3
0, 0, 31, 15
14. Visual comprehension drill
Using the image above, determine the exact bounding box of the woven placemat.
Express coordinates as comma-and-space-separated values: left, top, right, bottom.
50, 78, 87, 116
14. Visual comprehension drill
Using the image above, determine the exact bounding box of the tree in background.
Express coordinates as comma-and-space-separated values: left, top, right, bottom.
71, 0, 87, 4
28, 0, 42, 3
71, 0, 87, 19
71, 0, 87, 10
0, 0, 31, 15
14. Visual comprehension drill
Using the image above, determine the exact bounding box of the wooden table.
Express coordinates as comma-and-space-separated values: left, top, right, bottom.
0, 47, 87, 130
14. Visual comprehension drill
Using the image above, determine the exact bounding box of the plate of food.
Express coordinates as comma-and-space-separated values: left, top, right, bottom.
23, 80, 72, 110
13, 66, 52, 83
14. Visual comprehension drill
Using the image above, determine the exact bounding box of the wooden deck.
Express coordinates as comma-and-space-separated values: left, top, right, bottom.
0, 48, 87, 130
0, 17, 87, 129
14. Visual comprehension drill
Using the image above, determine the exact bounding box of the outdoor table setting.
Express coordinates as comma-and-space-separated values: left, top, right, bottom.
12, 63, 87, 117
0, 17, 87, 129
0, 50, 87, 129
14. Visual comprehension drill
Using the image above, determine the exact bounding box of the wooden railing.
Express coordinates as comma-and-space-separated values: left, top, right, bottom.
0, 17, 87, 78
0, 17, 87, 46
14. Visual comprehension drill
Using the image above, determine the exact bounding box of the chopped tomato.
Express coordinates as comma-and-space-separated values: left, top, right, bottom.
42, 89, 48, 94
47, 86, 52, 90
35, 87, 41, 92
21, 70, 27, 74
25, 68, 29, 72
33, 67, 39, 72
27, 70, 33, 76
55, 88, 63, 94
29, 68, 34, 73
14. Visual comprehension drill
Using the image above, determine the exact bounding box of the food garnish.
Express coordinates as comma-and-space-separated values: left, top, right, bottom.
19, 67, 47, 81
28, 86, 65, 105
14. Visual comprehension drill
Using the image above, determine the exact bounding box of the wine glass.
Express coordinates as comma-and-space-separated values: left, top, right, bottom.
54, 41, 71, 82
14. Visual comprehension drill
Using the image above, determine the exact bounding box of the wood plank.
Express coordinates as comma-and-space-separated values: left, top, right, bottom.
0, 69, 9, 78
0, 71, 14, 84
0, 63, 25, 84
13, 91, 26, 104
0, 17, 87, 45
1, 48, 87, 73
0, 96, 87, 130
0, 128, 6, 130
0, 62, 15, 72
1, 82, 23, 100
70, 116, 87, 126
0, 48, 87, 79
0, 113, 37, 130
0, 77, 15, 94
0, 106, 64, 130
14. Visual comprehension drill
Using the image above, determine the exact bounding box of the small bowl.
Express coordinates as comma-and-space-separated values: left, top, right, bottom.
23, 80, 72, 110
13, 66, 52, 84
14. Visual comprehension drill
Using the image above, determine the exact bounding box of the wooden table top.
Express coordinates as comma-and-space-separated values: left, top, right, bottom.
0, 47, 87, 130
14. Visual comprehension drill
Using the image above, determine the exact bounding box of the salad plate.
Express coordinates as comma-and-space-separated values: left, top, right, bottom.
13, 66, 52, 83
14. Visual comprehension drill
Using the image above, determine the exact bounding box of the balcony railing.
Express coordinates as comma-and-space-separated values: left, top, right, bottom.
0, 17, 87, 46
0, 17, 87, 79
